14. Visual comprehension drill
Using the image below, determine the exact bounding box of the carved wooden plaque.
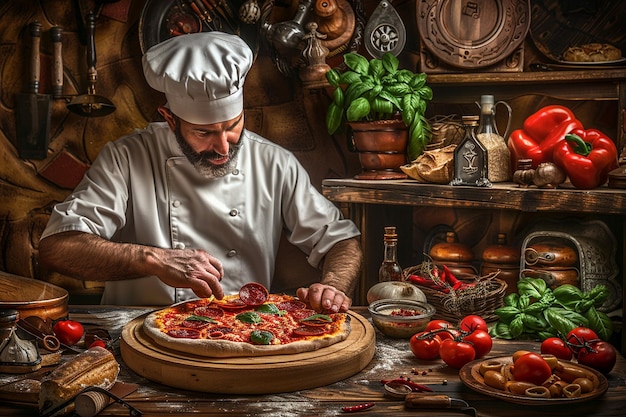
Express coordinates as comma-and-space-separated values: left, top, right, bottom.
416, 0, 530, 73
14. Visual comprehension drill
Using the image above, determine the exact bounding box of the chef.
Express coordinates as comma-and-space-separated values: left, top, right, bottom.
38, 31, 362, 313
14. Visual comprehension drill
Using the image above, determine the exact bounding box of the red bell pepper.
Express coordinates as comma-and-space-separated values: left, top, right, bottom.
553, 128, 619, 189
508, 105, 583, 168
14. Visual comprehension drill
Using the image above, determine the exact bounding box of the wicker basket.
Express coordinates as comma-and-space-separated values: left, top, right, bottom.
403, 264, 507, 323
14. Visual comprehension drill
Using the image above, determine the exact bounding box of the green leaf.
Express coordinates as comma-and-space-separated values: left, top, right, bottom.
333, 87, 344, 108
544, 307, 587, 336
418, 86, 433, 101
509, 316, 525, 338
585, 285, 609, 308
345, 81, 373, 105
256, 303, 285, 316
326, 102, 343, 134
396, 69, 413, 84
346, 97, 371, 121
339, 70, 363, 85
503, 293, 520, 308
185, 315, 217, 324
409, 73, 427, 89
236, 311, 262, 324
377, 90, 401, 110
521, 313, 548, 331
517, 278, 548, 299
490, 321, 513, 339
494, 305, 521, 324
585, 307, 613, 341
344, 53, 369, 75
368, 58, 385, 78
325, 68, 340, 87
381, 52, 399, 74
301, 313, 332, 323
553, 284, 583, 309
408, 118, 425, 161
518, 294, 531, 310
537, 329, 558, 340
250, 329, 274, 345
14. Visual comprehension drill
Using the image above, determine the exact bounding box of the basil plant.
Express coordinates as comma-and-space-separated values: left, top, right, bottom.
325, 52, 433, 161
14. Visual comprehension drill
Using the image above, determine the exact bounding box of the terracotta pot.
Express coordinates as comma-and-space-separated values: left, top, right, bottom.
349, 120, 408, 180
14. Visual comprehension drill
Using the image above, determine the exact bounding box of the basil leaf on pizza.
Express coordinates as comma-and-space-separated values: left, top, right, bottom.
143, 284, 351, 358
236, 311, 262, 324
250, 330, 274, 345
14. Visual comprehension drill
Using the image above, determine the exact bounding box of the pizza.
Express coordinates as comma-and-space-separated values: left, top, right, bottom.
143, 283, 351, 357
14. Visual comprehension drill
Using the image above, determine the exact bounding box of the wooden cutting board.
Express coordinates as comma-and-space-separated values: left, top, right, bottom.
120, 311, 376, 394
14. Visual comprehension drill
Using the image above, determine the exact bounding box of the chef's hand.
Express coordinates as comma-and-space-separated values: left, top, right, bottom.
297, 283, 352, 313
155, 248, 225, 299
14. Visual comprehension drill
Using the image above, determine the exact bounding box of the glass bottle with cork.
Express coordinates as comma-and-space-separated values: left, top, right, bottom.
379, 226, 404, 282
450, 115, 491, 187
476, 94, 512, 182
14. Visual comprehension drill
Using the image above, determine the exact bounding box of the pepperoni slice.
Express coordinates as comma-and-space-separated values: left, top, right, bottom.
276, 300, 307, 312
239, 282, 269, 306
181, 319, 211, 329
208, 326, 233, 339
193, 306, 224, 318
293, 326, 326, 337
291, 309, 317, 320
167, 328, 201, 339
217, 299, 248, 310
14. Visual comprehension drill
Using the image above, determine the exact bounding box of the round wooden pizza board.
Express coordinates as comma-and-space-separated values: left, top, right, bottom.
120, 311, 376, 394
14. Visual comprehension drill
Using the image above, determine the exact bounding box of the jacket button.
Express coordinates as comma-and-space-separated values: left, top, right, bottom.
227, 250, 237, 257
172, 200, 181, 208
229, 209, 239, 216
232, 169, 240, 175
175, 242, 185, 249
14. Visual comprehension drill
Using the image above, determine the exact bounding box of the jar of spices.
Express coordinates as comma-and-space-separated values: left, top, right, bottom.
476, 95, 512, 182
429, 231, 477, 280
481, 233, 520, 294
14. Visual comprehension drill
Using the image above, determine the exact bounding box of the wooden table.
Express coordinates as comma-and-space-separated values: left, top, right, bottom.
1, 306, 625, 416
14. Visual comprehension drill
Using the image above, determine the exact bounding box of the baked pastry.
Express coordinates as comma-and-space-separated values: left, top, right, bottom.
39, 346, 119, 412
563, 43, 622, 62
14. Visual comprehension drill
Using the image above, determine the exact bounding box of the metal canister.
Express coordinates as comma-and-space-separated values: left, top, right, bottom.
481, 233, 520, 294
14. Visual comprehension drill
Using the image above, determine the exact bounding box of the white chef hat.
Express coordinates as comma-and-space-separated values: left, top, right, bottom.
142, 32, 253, 125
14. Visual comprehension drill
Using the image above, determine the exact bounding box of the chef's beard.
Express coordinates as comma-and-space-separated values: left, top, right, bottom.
174, 124, 242, 178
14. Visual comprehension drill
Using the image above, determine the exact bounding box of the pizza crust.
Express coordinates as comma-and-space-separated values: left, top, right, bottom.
143, 300, 352, 358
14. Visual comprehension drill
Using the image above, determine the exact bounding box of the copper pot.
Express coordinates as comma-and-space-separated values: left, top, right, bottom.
521, 267, 579, 289
524, 242, 578, 267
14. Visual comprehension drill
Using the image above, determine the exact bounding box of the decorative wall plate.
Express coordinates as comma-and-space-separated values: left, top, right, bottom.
416, 0, 530, 69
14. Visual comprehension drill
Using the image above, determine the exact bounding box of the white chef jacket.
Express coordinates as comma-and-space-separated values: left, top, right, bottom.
41, 123, 360, 305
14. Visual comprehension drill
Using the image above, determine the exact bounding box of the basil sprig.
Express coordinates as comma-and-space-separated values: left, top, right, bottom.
236, 311, 262, 324
185, 315, 217, 324
250, 330, 274, 345
256, 303, 286, 316
491, 277, 612, 341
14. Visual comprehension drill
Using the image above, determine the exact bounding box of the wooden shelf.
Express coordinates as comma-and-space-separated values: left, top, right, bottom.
323, 179, 626, 215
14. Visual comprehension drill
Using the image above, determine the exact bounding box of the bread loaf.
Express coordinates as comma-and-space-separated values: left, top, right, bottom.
563, 43, 622, 62
39, 346, 119, 412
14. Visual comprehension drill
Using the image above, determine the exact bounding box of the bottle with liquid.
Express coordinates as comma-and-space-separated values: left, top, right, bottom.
450, 115, 491, 187
476, 95, 512, 182
378, 226, 404, 282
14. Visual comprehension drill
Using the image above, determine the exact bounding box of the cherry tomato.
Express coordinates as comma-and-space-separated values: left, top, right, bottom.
425, 319, 456, 340
512, 352, 552, 385
577, 340, 617, 375
53, 319, 84, 346
409, 331, 442, 360
566, 327, 599, 357
88, 340, 107, 349
439, 339, 476, 369
540, 337, 572, 360
459, 315, 488, 333
462, 329, 492, 359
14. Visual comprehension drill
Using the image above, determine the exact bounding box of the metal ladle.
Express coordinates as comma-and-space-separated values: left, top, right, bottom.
67, 11, 115, 117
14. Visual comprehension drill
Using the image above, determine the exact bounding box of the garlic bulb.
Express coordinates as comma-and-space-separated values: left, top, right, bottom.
0, 328, 40, 365
367, 281, 427, 304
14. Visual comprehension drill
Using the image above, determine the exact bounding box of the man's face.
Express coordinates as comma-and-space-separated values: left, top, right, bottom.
161, 108, 245, 178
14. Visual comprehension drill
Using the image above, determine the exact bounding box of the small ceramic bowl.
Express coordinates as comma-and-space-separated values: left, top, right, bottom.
368, 299, 436, 338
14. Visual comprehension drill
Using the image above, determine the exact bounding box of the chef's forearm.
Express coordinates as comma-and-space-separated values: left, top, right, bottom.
320, 238, 363, 296
38, 231, 154, 282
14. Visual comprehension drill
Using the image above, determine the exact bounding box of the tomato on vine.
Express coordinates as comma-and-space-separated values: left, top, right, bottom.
409, 331, 442, 360
425, 319, 456, 340
462, 329, 492, 359
540, 337, 572, 360
459, 315, 488, 333
439, 339, 476, 369
566, 327, 599, 356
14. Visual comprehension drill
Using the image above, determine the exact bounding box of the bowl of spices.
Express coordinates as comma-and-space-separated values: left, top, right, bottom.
368, 299, 436, 338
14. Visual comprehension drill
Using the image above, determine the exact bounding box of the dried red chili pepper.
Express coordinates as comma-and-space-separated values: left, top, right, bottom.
381, 378, 433, 392
341, 402, 375, 413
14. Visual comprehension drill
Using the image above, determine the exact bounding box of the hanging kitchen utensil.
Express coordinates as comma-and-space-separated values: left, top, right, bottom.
15, 21, 52, 160
67, 12, 116, 117
363, 0, 406, 58
51, 26, 63, 99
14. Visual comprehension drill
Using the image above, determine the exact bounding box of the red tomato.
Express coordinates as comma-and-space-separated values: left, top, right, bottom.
512, 352, 552, 385
439, 339, 476, 369
541, 337, 572, 360
88, 340, 107, 349
53, 320, 84, 346
577, 340, 617, 375
410, 331, 442, 360
425, 319, 455, 340
566, 327, 599, 357
462, 329, 492, 359
459, 315, 488, 333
